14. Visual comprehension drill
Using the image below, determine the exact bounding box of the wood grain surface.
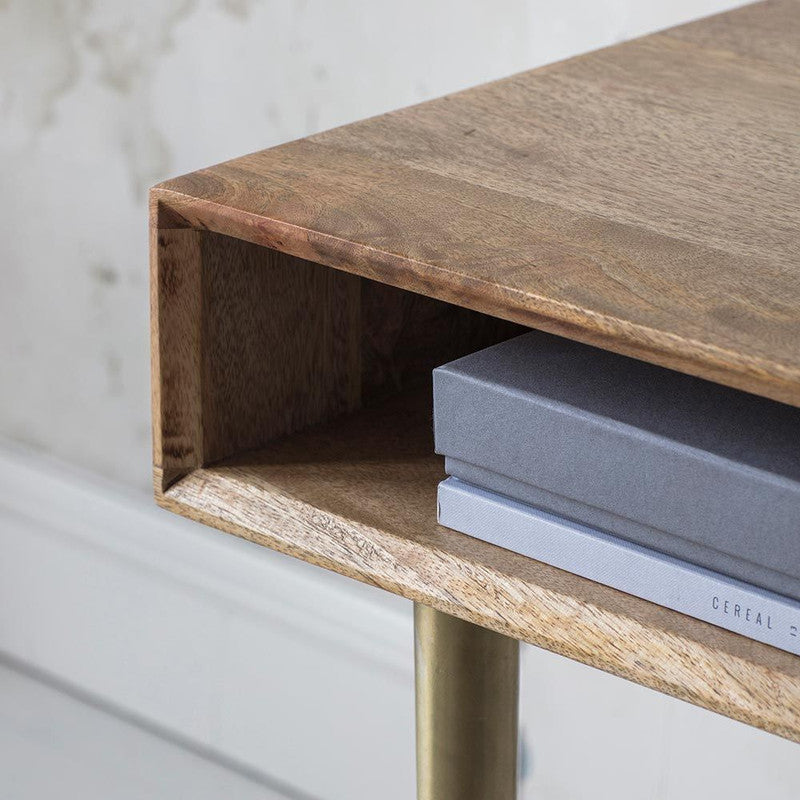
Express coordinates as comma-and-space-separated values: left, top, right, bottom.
151, 220, 363, 492
150, 0, 800, 743
150, 223, 203, 490
159, 389, 800, 744
150, 218, 520, 491
153, 0, 800, 407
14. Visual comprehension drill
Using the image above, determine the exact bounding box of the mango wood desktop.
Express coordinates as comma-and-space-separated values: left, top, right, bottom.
150, 2, 800, 797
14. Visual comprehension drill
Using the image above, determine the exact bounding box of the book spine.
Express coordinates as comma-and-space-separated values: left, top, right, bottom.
438, 477, 800, 657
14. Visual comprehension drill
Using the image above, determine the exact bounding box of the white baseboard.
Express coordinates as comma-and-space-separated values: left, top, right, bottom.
0, 443, 415, 800
4, 443, 800, 800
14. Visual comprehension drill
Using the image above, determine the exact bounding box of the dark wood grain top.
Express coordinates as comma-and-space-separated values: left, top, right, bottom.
154, 0, 800, 406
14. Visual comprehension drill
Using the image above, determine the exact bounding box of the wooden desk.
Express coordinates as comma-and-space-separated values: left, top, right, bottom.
150, 2, 800, 796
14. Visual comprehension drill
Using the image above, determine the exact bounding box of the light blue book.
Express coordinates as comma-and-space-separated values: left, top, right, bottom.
438, 477, 800, 657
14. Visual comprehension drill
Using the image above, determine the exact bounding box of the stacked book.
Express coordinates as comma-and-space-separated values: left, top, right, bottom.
433, 332, 800, 655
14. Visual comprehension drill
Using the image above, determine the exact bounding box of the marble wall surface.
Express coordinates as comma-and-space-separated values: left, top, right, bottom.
9, 3, 800, 800
0, 0, 745, 488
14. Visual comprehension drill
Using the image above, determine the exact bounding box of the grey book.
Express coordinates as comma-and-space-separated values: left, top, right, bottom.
438, 477, 800, 657
433, 331, 800, 601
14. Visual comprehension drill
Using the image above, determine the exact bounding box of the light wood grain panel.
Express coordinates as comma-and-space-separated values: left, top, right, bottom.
159, 389, 800, 744
151, 227, 364, 491
153, 0, 800, 406
151, 226, 520, 489
360, 280, 523, 402
200, 232, 361, 464
150, 208, 203, 492
665, 0, 800, 72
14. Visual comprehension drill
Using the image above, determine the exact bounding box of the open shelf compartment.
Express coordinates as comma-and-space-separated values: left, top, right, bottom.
151, 201, 800, 745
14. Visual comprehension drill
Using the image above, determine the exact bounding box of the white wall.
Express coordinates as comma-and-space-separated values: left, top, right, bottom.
0, 0, 747, 488
6, 1, 791, 799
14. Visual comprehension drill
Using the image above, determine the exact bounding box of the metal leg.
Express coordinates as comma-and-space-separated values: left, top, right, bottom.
414, 603, 519, 800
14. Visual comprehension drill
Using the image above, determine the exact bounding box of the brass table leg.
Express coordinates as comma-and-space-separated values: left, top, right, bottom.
414, 603, 519, 800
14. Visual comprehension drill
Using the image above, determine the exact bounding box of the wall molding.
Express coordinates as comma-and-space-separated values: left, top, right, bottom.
0, 442, 412, 675
0, 441, 415, 800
